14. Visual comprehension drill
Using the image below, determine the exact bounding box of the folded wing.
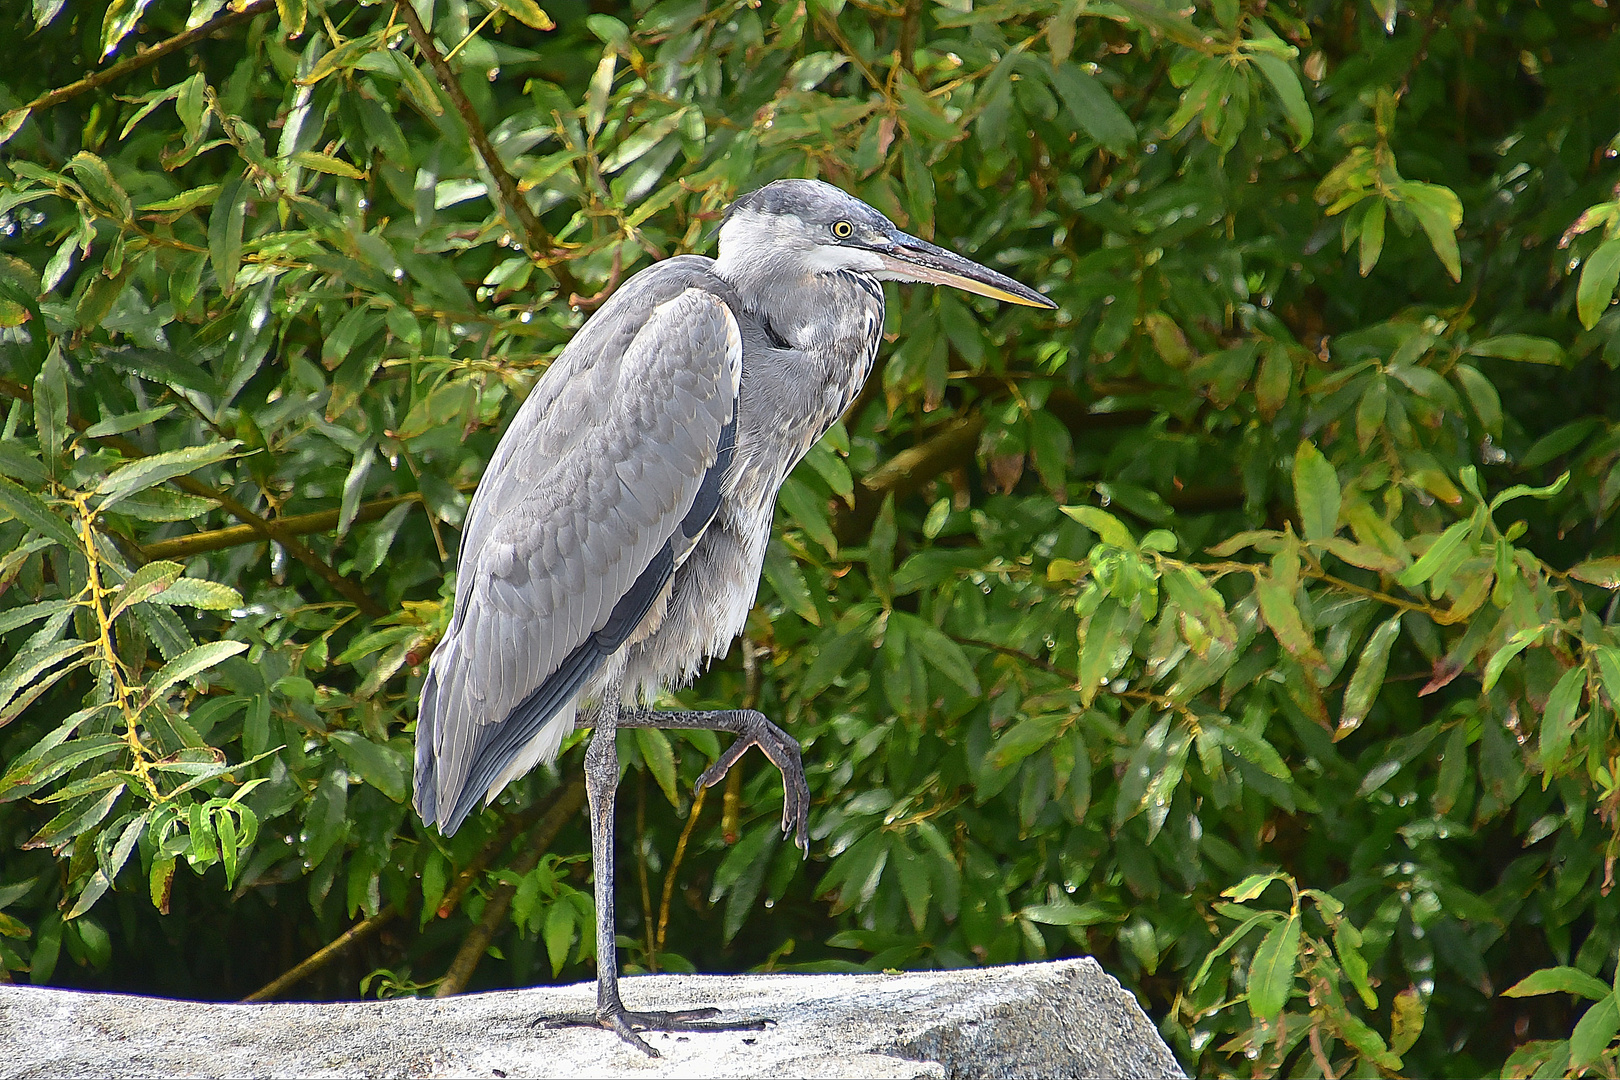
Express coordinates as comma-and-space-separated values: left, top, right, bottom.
415, 278, 742, 835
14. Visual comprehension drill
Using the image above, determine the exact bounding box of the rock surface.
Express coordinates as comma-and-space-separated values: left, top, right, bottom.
0, 957, 1185, 1079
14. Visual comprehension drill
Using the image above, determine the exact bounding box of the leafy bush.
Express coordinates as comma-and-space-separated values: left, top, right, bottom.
3, 1, 1620, 1077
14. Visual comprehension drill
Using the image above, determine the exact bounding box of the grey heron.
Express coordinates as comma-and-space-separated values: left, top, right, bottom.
413, 178, 1053, 1054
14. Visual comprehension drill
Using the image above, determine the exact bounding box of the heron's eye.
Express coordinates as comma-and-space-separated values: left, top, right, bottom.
831, 220, 853, 239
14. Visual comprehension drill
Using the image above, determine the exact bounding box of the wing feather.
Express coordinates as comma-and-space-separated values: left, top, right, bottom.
415, 269, 742, 834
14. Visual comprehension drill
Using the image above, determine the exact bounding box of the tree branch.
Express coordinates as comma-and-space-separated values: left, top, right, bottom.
7, 0, 277, 123
832, 387, 1244, 543
393, 0, 581, 297
240, 903, 398, 1002
141, 494, 420, 561
433, 776, 587, 997
835, 414, 984, 542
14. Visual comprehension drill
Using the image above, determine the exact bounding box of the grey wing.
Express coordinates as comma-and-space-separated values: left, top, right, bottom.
415, 285, 742, 835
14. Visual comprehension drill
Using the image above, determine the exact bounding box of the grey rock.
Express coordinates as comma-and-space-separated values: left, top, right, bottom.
0, 957, 1186, 1079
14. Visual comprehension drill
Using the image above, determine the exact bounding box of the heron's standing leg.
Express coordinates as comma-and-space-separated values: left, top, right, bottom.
545, 683, 769, 1057
582, 684, 635, 1035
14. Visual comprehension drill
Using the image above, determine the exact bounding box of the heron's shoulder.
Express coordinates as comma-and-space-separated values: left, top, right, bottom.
596, 255, 739, 319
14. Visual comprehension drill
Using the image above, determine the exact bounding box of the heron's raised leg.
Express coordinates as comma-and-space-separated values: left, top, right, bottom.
613, 708, 810, 853
541, 685, 769, 1057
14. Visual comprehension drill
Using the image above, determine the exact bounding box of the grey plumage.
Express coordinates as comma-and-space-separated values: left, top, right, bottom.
415, 265, 743, 833
412, 178, 1052, 1054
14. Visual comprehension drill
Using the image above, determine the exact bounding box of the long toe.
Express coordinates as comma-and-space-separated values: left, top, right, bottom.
535, 1005, 771, 1057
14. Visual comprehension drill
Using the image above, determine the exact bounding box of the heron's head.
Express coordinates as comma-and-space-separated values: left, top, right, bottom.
717, 179, 1055, 309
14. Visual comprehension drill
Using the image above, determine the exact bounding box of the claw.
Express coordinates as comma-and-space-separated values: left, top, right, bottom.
538, 1006, 771, 1057
694, 717, 810, 853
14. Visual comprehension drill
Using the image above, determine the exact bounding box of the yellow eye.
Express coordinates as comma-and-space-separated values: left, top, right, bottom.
831, 220, 853, 239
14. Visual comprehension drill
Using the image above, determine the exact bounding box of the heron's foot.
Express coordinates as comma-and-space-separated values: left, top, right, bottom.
696, 716, 809, 853
533, 1006, 771, 1057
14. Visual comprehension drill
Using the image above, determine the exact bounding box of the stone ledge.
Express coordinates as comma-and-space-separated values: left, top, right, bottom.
0, 957, 1186, 1079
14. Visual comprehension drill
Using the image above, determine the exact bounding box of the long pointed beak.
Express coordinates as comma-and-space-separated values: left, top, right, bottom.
875, 231, 1056, 309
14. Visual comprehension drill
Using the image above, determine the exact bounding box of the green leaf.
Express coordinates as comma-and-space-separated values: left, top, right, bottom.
900, 615, 981, 695
1077, 598, 1131, 706
1223, 872, 1287, 902
328, 731, 408, 803
1571, 557, 1620, 588
543, 899, 574, 976
0, 640, 93, 724
711, 823, 778, 943
1255, 578, 1316, 662
0, 475, 81, 550
23, 786, 122, 851
1397, 517, 1473, 591
1334, 918, 1378, 1009
1481, 626, 1544, 693
492, 0, 555, 29
1248, 912, 1301, 1022
1596, 647, 1620, 703
992, 713, 1065, 770
95, 443, 238, 513
1190, 908, 1279, 993
83, 405, 177, 439
291, 150, 366, 179
1049, 61, 1136, 155
65, 152, 133, 220
0, 108, 28, 150
1022, 899, 1115, 926
1540, 666, 1587, 770
1250, 53, 1312, 146
633, 728, 679, 809
108, 561, 184, 621
339, 444, 375, 540
139, 640, 248, 709
893, 841, 931, 932
777, 474, 838, 556
584, 53, 615, 137
1504, 966, 1615, 1001
1217, 722, 1291, 780
1358, 197, 1386, 275
1467, 334, 1565, 366
0, 598, 76, 637
34, 345, 67, 475
101, 0, 155, 57
761, 545, 821, 625
1571, 995, 1620, 1072
1577, 236, 1620, 330
148, 577, 244, 611
1452, 363, 1502, 436
1060, 504, 1135, 547
1339, 614, 1401, 737
1389, 986, 1426, 1057
274, 0, 306, 36
0, 733, 122, 803
1292, 441, 1341, 543
1396, 180, 1463, 282
867, 494, 897, 604
208, 173, 247, 296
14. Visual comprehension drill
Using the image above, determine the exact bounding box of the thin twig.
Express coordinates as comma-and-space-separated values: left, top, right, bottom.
433, 776, 587, 997
6, 0, 276, 122
241, 903, 398, 1002
392, 0, 581, 297
654, 785, 706, 961
568, 244, 623, 309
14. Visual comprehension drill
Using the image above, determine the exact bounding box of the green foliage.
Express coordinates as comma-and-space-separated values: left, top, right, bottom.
3, 1, 1620, 1077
